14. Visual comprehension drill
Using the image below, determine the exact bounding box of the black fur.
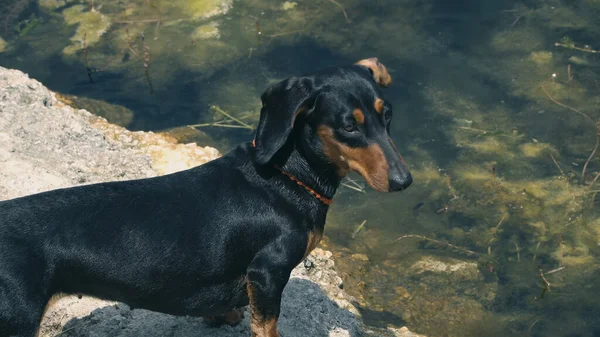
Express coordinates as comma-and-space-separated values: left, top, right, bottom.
0, 61, 412, 337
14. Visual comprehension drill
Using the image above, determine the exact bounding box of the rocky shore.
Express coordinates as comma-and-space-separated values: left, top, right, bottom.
0, 66, 423, 337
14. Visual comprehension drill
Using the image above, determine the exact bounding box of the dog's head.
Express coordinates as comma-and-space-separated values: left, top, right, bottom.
253, 58, 412, 192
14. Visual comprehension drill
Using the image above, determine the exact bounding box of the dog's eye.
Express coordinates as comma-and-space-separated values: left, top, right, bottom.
343, 123, 358, 132
384, 108, 392, 122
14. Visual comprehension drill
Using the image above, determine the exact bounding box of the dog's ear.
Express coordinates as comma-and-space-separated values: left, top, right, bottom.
253, 77, 317, 165
355, 57, 392, 87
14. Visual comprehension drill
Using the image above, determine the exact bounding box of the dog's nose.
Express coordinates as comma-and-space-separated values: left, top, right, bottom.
388, 172, 412, 192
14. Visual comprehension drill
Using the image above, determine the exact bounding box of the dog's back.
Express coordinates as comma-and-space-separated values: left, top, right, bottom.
0, 143, 296, 335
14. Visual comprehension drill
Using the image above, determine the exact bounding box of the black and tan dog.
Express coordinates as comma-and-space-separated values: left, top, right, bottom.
0, 58, 412, 337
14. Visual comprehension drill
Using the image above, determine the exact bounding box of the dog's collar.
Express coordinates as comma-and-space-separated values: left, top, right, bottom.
251, 139, 333, 206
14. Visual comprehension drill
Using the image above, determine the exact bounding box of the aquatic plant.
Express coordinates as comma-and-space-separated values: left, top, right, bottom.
62, 4, 111, 55
14, 13, 43, 37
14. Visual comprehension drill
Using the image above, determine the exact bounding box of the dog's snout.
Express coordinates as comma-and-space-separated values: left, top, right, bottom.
388, 171, 412, 192
381, 137, 412, 192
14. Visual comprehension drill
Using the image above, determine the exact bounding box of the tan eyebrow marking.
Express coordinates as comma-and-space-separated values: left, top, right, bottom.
353, 108, 365, 124
374, 98, 384, 114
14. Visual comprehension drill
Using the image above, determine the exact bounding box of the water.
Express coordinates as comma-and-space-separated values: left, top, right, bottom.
1, 1, 599, 336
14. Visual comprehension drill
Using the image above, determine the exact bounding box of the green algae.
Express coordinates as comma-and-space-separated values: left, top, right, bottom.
62, 5, 111, 55
38, 0, 66, 9
14, 14, 44, 37
0, 37, 6, 53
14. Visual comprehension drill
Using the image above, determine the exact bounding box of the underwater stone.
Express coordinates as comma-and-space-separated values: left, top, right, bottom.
38, 0, 67, 9
568, 56, 592, 66
452, 117, 473, 127
168, 0, 233, 19
529, 51, 553, 65
61, 94, 135, 128
282, 2, 298, 10
410, 256, 480, 281
0, 36, 6, 53
520, 142, 555, 158
191, 22, 220, 40
62, 5, 112, 55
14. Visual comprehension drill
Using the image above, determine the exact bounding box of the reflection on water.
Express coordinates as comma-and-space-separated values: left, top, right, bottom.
1, 0, 599, 336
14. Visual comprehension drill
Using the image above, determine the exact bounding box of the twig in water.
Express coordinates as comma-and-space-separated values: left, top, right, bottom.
341, 177, 365, 192
264, 30, 304, 38
187, 122, 250, 129
541, 84, 594, 124
532, 241, 541, 262
589, 170, 600, 207
341, 182, 364, 193
495, 214, 507, 229
210, 106, 254, 130
345, 176, 363, 186
456, 126, 489, 133
351, 220, 367, 239
124, 27, 139, 57
590, 171, 600, 189
555, 42, 598, 54
255, 20, 262, 45
510, 15, 521, 27
140, 32, 154, 95
435, 205, 448, 214
544, 266, 565, 275
114, 18, 180, 24
397, 234, 479, 257
549, 154, 565, 178
326, 0, 351, 23
153, 19, 161, 40
537, 265, 551, 298
591, 191, 599, 208
443, 173, 459, 200
582, 121, 600, 184
542, 84, 600, 184
141, 33, 150, 69
514, 242, 520, 262
528, 319, 541, 333
81, 33, 94, 83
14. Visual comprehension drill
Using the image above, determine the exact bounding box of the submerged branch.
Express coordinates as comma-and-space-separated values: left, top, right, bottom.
210, 106, 254, 130
541, 84, 595, 125
549, 154, 565, 178
351, 220, 367, 239
397, 234, 480, 257
554, 42, 598, 54
582, 125, 599, 184
325, 0, 351, 23
542, 85, 600, 183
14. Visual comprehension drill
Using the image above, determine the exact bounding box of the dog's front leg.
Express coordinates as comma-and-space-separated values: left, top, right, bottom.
246, 238, 300, 337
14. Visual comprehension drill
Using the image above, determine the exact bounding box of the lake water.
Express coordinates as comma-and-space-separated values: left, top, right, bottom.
1, 1, 599, 336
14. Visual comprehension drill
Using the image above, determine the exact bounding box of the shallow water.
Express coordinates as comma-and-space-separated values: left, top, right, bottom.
1, 1, 599, 336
